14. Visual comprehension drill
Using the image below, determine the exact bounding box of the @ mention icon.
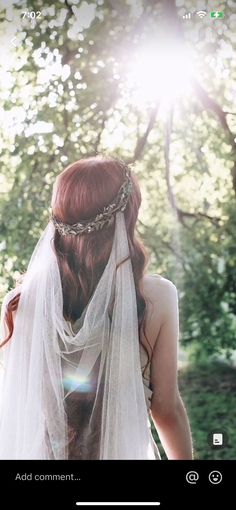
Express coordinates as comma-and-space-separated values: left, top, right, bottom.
186, 471, 199, 484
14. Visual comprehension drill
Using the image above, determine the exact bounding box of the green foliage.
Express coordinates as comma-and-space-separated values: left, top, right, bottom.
179, 361, 236, 460
152, 360, 236, 460
179, 202, 236, 359
0, 0, 236, 362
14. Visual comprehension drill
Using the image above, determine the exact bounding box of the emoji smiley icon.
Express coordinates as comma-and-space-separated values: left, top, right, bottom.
208, 471, 222, 484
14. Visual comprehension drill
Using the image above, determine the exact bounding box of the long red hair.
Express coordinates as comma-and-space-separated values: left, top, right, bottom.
1, 156, 153, 372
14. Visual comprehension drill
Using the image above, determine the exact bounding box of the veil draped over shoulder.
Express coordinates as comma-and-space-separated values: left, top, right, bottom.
0, 211, 157, 459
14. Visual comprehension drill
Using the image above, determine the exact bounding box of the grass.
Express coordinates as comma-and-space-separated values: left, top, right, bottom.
151, 359, 236, 460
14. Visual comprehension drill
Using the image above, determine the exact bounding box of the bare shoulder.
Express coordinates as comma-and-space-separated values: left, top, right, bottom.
140, 274, 178, 350
142, 274, 178, 306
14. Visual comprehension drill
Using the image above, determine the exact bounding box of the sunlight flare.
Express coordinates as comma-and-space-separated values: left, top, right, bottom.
125, 43, 193, 109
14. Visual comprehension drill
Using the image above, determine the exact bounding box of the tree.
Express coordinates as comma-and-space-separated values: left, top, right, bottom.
0, 0, 235, 358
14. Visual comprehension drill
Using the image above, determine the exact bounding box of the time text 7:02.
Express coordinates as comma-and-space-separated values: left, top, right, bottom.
22, 11, 42, 19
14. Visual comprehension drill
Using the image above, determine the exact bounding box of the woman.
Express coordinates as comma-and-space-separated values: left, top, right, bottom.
0, 155, 193, 460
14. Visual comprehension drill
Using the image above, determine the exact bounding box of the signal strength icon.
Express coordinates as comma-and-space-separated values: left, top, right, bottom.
197, 10, 207, 18
182, 12, 192, 19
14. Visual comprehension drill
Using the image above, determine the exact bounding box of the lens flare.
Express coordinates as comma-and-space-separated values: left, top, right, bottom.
63, 372, 93, 393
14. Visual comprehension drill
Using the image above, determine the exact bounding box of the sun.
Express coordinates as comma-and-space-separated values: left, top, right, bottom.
123, 43, 193, 111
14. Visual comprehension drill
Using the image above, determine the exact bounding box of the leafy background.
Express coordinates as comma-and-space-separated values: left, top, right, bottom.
0, 0, 236, 459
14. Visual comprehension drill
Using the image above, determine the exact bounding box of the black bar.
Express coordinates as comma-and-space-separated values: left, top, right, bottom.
0, 460, 233, 509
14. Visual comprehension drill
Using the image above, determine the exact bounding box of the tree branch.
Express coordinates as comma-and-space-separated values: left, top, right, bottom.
164, 107, 178, 212
136, 218, 187, 271
64, 0, 74, 18
191, 77, 236, 195
163, 107, 220, 228
127, 104, 159, 164
93, 114, 107, 154
160, 1, 236, 197
176, 208, 221, 227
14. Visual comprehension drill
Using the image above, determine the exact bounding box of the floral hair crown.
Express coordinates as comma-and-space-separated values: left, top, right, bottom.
51, 165, 133, 236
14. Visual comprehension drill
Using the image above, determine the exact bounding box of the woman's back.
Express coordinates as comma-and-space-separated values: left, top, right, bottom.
62, 273, 165, 460
0, 155, 192, 459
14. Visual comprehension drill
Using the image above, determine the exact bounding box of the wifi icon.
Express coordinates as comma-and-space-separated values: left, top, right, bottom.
197, 10, 207, 18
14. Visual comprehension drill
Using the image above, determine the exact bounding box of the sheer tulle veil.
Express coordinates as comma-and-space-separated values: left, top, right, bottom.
0, 210, 157, 459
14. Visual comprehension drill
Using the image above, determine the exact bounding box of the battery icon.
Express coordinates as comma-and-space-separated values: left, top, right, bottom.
210, 11, 224, 18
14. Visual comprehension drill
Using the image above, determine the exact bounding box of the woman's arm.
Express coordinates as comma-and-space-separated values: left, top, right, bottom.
149, 280, 193, 460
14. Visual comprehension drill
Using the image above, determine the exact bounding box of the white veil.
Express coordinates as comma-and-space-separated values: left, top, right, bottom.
0, 210, 157, 459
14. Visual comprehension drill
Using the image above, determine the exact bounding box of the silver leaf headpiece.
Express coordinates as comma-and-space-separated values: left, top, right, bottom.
51, 165, 133, 236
